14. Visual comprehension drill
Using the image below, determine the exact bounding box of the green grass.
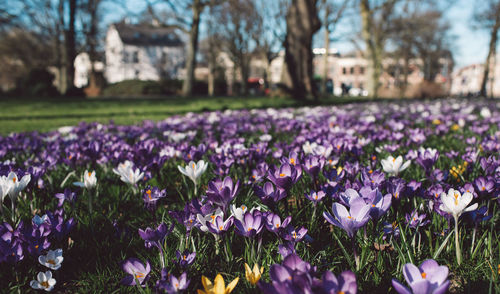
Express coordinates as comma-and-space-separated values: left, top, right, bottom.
0, 95, 374, 135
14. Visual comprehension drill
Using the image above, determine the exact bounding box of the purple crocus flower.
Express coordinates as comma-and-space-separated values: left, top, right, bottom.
303, 156, 325, 180
142, 186, 166, 210
278, 241, 296, 258
206, 215, 234, 235
317, 270, 357, 294
157, 270, 190, 293
254, 182, 287, 205
383, 221, 400, 240
323, 199, 371, 238
175, 250, 196, 268
392, 259, 449, 294
267, 163, 302, 191
305, 190, 326, 204
405, 210, 430, 229
259, 254, 317, 294
55, 188, 77, 207
281, 225, 308, 243
265, 212, 291, 233
340, 188, 391, 220
205, 176, 240, 212
415, 147, 439, 171
138, 222, 174, 249
474, 176, 494, 196
120, 257, 151, 286
234, 210, 264, 237
169, 204, 197, 233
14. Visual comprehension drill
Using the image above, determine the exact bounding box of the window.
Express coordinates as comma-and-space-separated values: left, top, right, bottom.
350, 67, 354, 75
122, 52, 129, 63
133, 51, 139, 63
360, 67, 365, 74
342, 67, 346, 75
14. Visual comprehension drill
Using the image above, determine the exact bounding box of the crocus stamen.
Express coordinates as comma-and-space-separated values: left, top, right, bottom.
482, 187, 486, 191
421, 272, 427, 279
347, 216, 352, 219
183, 255, 186, 260
371, 204, 375, 207
40, 281, 49, 288
135, 272, 145, 279
290, 158, 295, 165
146, 189, 152, 200
47, 259, 56, 265
12, 177, 16, 183
219, 225, 223, 230
248, 227, 253, 231
276, 224, 280, 228
88, 171, 92, 177
279, 173, 285, 177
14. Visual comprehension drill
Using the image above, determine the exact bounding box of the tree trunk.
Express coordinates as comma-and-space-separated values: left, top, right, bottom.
88, 0, 98, 88
58, 0, 67, 94
360, 0, 381, 98
208, 56, 215, 96
65, 0, 77, 93
182, 0, 202, 97
284, 0, 321, 100
321, 0, 329, 95
240, 55, 249, 96
480, 14, 500, 97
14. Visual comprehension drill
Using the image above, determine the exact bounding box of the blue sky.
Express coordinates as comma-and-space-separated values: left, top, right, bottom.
104, 0, 489, 69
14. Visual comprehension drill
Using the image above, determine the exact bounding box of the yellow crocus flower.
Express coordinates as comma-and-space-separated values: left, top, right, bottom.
244, 263, 264, 285
197, 274, 239, 294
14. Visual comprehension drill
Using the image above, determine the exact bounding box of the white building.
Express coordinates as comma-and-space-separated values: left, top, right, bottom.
105, 23, 185, 84
74, 53, 104, 88
450, 62, 500, 97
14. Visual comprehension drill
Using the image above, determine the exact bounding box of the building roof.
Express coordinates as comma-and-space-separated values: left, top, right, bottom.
113, 23, 183, 47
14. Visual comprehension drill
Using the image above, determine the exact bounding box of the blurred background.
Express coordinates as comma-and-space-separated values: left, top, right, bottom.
0, 0, 499, 100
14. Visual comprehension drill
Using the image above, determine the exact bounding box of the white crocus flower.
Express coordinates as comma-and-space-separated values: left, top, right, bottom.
230, 205, 261, 222
259, 134, 272, 142
230, 204, 249, 222
439, 188, 478, 266
113, 161, 144, 185
177, 160, 208, 190
302, 141, 317, 155
0, 176, 11, 204
73, 170, 97, 189
38, 249, 64, 270
30, 271, 56, 291
196, 208, 224, 232
439, 188, 478, 219
380, 155, 410, 176
7, 172, 31, 201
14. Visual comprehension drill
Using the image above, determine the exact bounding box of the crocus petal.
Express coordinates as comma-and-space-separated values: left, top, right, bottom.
432, 280, 450, 294
226, 277, 239, 293
391, 279, 412, 294
403, 263, 422, 284
213, 274, 225, 293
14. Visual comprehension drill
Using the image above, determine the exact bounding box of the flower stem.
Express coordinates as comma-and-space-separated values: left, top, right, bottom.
454, 216, 462, 265
352, 236, 360, 270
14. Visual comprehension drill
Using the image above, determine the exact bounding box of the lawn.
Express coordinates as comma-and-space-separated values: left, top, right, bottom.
0, 95, 371, 135
1, 96, 498, 293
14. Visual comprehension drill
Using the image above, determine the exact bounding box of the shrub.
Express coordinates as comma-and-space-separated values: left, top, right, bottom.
11, 68, 59, 97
